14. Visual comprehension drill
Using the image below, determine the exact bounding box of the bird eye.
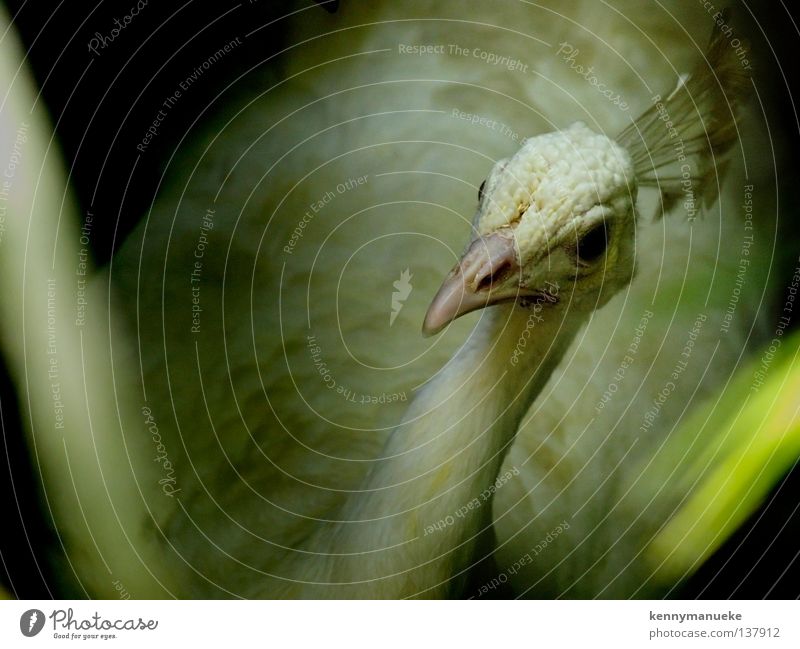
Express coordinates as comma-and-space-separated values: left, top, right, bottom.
478, 180, 486, 202
576, 221, 609, 263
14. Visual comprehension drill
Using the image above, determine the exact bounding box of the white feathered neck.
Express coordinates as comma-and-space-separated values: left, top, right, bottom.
283, 301, 586, 598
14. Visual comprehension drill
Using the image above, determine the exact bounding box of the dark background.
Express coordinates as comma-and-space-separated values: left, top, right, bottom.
1, 0, 798, 599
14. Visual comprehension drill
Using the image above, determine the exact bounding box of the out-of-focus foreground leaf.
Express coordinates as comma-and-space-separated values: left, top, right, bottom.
647, 326, 800, 584
0, 7, 172, 597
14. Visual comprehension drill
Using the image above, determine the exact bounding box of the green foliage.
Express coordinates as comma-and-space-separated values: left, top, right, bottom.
648, 328, 800, 582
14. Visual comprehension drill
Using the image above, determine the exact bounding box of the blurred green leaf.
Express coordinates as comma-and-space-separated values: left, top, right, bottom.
649, 327, 800, 582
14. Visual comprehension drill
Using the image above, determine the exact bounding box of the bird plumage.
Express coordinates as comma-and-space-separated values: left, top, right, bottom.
103, 0, 777, 598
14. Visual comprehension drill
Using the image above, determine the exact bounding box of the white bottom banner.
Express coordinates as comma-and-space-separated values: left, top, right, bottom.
0, 600, 796, 647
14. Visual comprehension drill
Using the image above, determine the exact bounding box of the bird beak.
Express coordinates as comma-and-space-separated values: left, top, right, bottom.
422, 231, 521, 336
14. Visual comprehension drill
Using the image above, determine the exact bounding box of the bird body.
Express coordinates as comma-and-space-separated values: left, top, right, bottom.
105, 0, 775, 598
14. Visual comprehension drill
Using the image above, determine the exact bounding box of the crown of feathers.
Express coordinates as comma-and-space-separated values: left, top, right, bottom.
616, 8, 751, 220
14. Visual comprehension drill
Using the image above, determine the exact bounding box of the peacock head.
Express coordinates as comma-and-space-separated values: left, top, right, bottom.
422, 122, 637, 336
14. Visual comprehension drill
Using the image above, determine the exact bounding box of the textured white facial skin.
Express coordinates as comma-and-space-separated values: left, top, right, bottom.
474, 122, 638, 307
477, 122, 634, 255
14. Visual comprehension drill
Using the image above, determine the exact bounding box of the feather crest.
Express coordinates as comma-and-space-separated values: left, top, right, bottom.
616, 9, 751, 219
